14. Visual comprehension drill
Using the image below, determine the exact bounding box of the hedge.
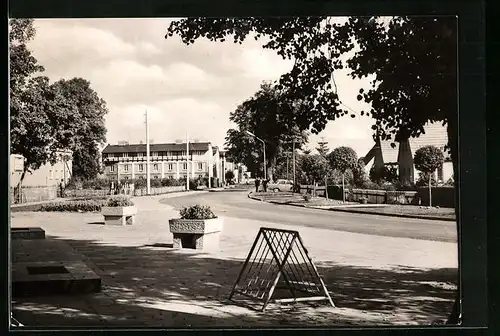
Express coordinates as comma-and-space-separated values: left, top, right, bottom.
39, 199, 105, 212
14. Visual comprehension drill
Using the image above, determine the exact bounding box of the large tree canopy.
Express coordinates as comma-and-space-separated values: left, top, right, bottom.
224, 82, 308, 180
166, 17, 456, 147
51, 78, 108, 180
10, 19, 109, 192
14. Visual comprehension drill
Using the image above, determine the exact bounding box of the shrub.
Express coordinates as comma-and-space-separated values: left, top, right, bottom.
179, 205, 217, 219
70, 195, 108, 201
105, 195, 134, 207
40, 200, 104, 212
303, 194, 311, 202
150, 178, 162, 188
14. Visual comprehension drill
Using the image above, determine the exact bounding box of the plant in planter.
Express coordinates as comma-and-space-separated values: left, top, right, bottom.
101, 195, 137, 226
168, 205, 223, 250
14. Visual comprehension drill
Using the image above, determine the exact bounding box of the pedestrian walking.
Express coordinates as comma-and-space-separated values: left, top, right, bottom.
262, 178, 269, 193
255, 178, 261, 193
58, 179, 64, 198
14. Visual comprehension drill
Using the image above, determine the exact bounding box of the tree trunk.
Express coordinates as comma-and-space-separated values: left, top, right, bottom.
325, 176, 329, 199
14, 165, 29, 204
342, 173, 345, 203
428, 173, 432, 207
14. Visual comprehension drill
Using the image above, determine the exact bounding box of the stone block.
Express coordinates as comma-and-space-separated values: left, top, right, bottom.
169, 218, 223, 251
11, 227, 46, 240
102, 206, 137, 226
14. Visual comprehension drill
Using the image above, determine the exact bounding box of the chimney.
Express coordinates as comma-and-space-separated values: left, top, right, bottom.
175, 139, 182, 144
139, 141, 143, 145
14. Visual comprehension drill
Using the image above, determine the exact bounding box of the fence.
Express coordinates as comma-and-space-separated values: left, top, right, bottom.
417, 186, 455, 208
10, 186, 58, 204
63, 186, 185, 198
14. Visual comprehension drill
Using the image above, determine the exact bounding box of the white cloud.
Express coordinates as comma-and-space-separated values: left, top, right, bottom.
241, 48, 293, 80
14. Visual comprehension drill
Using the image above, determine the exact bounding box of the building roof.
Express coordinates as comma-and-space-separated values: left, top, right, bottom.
365, 122, 450, 165
102, 142, 211, 154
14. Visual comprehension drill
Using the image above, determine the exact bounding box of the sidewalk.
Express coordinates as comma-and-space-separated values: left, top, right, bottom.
248, 192, 456, 222
11, 193, 457, 327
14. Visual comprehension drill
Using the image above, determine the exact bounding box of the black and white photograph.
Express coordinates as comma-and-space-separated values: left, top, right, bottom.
9, 16, 462, 328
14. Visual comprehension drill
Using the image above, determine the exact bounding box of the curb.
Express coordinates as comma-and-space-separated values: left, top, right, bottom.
247, 192, 456, 222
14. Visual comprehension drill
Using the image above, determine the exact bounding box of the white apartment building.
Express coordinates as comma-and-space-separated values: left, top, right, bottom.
101, 141, 226, 182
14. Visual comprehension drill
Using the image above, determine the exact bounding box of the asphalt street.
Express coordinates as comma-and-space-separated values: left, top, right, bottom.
160, 190, 457, 243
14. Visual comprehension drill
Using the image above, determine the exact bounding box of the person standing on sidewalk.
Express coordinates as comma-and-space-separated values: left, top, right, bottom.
255, 177, 261, 193
58, 179, 64, 198
262, 178, 269, 193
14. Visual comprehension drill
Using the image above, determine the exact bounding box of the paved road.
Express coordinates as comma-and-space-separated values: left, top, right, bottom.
160, 190, 457, 243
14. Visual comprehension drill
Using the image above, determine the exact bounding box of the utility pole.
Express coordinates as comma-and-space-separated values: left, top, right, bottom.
145, 110, 151, 195
186, 132, 190, 191
292, 139, 296, 191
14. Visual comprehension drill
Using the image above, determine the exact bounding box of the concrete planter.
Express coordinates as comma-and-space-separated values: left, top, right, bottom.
168, 217, 223, 250
102, 206, 137, 226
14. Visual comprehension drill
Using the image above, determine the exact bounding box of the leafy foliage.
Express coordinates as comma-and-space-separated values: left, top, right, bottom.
166, 17, 456, 151
351, 158, 369, 187
327, 146, 358, 174
40, 200, 104, 212
225, 170, 235, 183
414, 145, 445, 174
105, 195, 134, 207
415, 171, 439, 188
9, 20, 109, 192
180, 205, 217, 220
316, 138, 329, 157
50, 78, 108, 180
297, 153, 330, 184
369, 164, 399, 184
224, 82, 308, 179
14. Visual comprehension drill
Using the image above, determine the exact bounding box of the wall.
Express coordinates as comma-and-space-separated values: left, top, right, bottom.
325, 186, 418, 205
417, 186, 455, 208
10, 186, 58, 204
10, 153, 72, 188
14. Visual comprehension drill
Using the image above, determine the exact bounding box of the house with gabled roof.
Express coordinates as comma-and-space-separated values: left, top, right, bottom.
362, 122, 454, 184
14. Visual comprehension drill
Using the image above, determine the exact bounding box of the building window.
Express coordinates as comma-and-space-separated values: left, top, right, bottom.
138, 164, 144, 172
153, 164, 159, 171
124, 176, 129, 180
139, 175, 144, 179
123, 153, 129, 158
154, 175, 158, 179
168, 164, 173, 171
152, 151, 158, 157
108, 153, 114, 158
124, 165, 129, 172
169, 175, 173, 179
49, 169, 54, 179
110, 165, 115, 172
137, 152, 143, 157
183, 163, 187, 170
198, 163, 203, 170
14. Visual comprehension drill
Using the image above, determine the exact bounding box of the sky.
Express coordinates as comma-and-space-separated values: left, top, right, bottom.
28, 18, 377, 157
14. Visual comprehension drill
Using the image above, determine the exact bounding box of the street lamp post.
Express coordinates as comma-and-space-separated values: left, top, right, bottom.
245, 131, 266, 180
283, 136, 301, 193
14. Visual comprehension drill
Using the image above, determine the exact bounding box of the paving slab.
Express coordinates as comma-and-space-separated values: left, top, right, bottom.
10, 192, 458, 327
11, 239, 101, 297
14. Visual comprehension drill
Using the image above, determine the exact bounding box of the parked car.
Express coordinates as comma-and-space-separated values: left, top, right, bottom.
268, 179, 293, 192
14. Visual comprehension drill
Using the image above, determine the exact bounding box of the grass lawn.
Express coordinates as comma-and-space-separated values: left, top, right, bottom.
253, 192, 456, 220
339, 205, 456, 220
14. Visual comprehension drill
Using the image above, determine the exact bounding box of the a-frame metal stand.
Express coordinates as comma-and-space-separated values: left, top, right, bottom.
229, 227, 335, 311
